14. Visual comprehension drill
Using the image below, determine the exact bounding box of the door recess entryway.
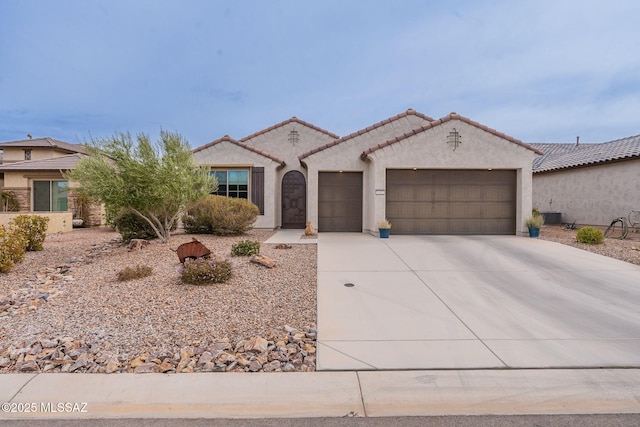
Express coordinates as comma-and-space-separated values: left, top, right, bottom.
282, 170, 306, 229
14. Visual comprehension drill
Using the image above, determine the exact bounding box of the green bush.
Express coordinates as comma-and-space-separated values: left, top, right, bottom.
576, 227, 604, 244
113, 210, 157, 243
117, 265, 153, 281
0, 225, 27, 273
11, 215, 49, 251
231, 240, 260, 257
182, 195, 259, 236
180, 258, 232, 285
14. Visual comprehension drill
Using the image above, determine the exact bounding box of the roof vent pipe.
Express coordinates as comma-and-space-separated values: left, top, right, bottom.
576, 136, 580, 146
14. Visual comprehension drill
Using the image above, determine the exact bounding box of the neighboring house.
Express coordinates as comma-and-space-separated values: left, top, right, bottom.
193, 109, 541, 235
0, 137, 101, 227
531, 134, 640, 226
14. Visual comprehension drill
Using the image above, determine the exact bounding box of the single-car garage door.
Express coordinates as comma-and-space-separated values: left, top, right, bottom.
386, 169, 516, 235
318, 172, 363, 232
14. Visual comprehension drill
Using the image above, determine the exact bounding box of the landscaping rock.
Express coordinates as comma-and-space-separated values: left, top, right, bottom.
250, 254, 277, 268
127, 239, 149, 252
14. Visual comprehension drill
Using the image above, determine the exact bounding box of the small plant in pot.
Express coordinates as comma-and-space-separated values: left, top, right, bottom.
525, 212, 544, 238
376, 219, 392, 238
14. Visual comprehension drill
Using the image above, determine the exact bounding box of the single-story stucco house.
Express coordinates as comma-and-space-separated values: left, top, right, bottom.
193, 109, 542, 236
0, 137, 102, 232
531, 134, 640, 227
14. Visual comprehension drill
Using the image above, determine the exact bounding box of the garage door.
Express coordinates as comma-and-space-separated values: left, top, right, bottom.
318, 172, 363, 232
386, 169, 516, 235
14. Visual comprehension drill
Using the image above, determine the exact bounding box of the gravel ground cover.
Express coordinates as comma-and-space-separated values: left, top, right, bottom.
2, 224, 638, 374
538, 225, 640, 266
0, 228, 317, 373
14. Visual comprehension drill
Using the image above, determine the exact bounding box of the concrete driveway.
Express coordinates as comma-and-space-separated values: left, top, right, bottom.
316, 234, 640, 370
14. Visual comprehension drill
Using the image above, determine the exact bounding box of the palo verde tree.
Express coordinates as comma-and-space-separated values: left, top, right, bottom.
67, 130, 217, 243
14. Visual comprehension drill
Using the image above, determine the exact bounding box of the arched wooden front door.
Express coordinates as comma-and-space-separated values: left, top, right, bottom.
281, 170, 306, 229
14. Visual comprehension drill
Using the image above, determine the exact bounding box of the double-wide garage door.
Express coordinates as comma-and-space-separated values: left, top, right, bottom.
318, 172, 363, 232
386, 169, 516, 235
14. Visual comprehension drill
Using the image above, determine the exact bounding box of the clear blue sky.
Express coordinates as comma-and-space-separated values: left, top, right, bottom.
1, 0, 639, 147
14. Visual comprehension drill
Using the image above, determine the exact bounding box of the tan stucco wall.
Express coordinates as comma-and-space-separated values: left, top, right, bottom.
302, 115, 433, 232
533, 159, 640, 226
193, 142, 282, 228
0, 212, 73, 234
240, 124, 338, 228
195, 115, 536, 234
3, 170, 69, 188
1, 147, 64, 163
355, 120, 536, 235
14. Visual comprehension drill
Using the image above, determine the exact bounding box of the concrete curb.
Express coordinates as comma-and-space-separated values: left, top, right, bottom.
2, 369, 640, 419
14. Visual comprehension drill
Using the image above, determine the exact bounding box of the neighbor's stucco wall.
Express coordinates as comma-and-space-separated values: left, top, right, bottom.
533, 159, 640, 226
0, 212, 73, 234
3, 170, 68, 188
193, 142, 281, 228
365, 120, 537, 235
1, 147, 65, 163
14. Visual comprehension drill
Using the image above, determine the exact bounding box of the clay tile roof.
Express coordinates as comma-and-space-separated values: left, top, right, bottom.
0, 137, 86, 154
192, 135, 286, 167
240, 117, 339, 143
299, 108, 434, 160
0, 153, 86, 171
359, 112, 542, 159
530, 134, 640, 173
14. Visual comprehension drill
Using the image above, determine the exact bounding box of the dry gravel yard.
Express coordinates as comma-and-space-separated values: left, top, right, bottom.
539, 225, 640, 266
0, 228, 317, 373
2, 224, 638, 374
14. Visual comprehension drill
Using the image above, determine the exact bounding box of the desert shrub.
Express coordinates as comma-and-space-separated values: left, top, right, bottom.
231, 240, 260, 257
1, 191, 19, 212
117, 265, 153, 281
576, 226, 604, 244
182, 195, 259, 236
180, 258, 232, 285
0, 225, 27, 273
11, 214, 49, 251
113, 210, 157, 243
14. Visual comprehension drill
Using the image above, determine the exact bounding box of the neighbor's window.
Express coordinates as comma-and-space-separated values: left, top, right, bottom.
210, 170, 248, 199
33, 180, 68, 211
24, 149, 31, 160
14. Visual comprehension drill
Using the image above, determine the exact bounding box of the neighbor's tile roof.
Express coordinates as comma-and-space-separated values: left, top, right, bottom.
0, 153, 86, 171
240, 117, 339, 143
359, 112, 542, 159
531, 134, 640, 173
192, 135, 286, 167
299, 108, 434, 160
0, 137, 86, 154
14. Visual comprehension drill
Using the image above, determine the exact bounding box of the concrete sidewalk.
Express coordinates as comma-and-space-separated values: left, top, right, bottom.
2, 369, 640, 419
264, 229, 317, 244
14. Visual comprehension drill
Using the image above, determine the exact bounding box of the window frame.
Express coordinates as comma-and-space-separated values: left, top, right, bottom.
32, 179, 68, 212
210, 169, 249, 199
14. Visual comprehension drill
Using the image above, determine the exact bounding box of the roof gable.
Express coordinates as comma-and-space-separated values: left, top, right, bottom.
360, 112, 542, 159
192, 135, 286, 167
0, 153, 86, 171
0, 137, 86, 154
532, 134, 640, 173
299, 108, 434, 160
240, 117, 339, 143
